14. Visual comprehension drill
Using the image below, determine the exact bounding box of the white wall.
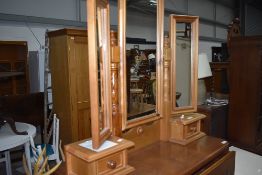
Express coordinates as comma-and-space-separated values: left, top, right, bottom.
0, 0, 234, 51
199, 41, 221, 62
0, 0, 233, 92
0, 0, 78, 20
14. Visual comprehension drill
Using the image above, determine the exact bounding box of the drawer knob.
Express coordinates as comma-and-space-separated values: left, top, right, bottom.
107, 160, 117, 169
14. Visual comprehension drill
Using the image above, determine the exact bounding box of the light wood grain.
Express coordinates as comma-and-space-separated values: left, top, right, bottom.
65, 136, 135, 175
49, 29, 91, 144
123, 121, 160, 152
87, 0, 112, 149
110, 31, 121, 137
169, 15, 199, 115
160, 36, 171, 141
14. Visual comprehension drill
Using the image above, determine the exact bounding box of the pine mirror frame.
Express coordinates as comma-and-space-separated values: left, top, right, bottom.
87, 0, 112, 149
170, 15, 199, 115
118, 0, 164, 130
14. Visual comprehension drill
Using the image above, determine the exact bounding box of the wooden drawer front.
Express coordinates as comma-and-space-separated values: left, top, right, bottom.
97, 152, 123, 175
184, 121, 199, 139
198, 151, 236, 175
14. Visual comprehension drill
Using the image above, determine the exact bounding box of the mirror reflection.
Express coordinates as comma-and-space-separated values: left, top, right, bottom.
175, 22, 192, 107
97, 6, 104, 131
126, 1, 157, 120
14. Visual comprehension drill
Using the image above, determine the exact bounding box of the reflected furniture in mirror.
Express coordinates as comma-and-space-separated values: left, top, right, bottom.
119, 0, 161, 130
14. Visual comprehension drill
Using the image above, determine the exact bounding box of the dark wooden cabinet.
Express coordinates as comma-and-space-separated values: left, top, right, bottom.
228, 36, 262, 155
198, 104, 228, 139
0, 41, 29, 95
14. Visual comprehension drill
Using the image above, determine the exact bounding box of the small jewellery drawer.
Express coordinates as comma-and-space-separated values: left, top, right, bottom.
184, 121, 199, 138
169, 113, 206, 145
97, 152, 123, 174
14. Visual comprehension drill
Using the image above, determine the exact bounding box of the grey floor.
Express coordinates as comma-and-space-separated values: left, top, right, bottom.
230, 146, 262, 175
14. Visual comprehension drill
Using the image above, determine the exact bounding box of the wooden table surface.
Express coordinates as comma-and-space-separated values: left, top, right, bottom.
128, 136, 229, 175
54, 136, 229, 175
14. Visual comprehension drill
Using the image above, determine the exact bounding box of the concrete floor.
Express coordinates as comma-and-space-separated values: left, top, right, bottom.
230, 146, 262, 175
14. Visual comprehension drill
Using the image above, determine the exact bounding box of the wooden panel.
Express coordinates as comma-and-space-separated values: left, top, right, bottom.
122, 121, 160, 151
66, 152, 96, 175
197, 151, 235, 175
48, 28, 87, 38
228, 37, 262, 151
184, 121, 199, 138
49, 30, 91, 144
77, 108, 91, 140
49, 35, 73, 145
68, 36, 91, 142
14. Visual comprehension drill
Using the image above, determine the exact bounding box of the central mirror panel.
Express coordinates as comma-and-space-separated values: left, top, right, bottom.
126, 1, 157, 120
119, 0, 163, 129
175, 22, 192, 107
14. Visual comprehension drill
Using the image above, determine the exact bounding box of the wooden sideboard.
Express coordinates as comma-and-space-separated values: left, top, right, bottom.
198, 104, 228, 139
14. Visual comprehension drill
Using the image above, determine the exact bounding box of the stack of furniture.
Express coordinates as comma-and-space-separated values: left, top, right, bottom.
228, 36, 262, 155
48, 29, 91, 145
0, 41, 29, 95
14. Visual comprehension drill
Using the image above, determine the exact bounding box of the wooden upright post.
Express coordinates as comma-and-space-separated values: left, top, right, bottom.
110, 30, 121, 136
160, 36, 171, 141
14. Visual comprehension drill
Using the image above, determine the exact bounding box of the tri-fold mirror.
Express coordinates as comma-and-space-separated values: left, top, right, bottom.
169, 15, 199, 114
87, 0, 199, 147
119, 0, 164, 130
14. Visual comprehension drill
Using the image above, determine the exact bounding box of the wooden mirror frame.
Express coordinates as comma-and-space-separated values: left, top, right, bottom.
118, 0, 164, 130
87, 0, 112, 149
170, 15, 199, 115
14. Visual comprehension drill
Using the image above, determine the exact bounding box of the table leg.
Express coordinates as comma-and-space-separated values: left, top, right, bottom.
5, 151, 12, 175
24, 142, 32, 175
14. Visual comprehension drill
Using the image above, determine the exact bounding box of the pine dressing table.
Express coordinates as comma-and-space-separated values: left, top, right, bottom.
64, 0, 235, 174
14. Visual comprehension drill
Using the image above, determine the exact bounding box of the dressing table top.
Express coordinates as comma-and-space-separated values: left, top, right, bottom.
128, 136, 229, 175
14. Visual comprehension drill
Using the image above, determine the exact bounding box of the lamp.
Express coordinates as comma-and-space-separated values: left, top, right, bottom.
198, 53, 212, 104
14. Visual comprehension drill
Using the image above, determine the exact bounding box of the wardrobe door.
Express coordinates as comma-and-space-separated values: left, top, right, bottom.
68, 36, 91, 141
